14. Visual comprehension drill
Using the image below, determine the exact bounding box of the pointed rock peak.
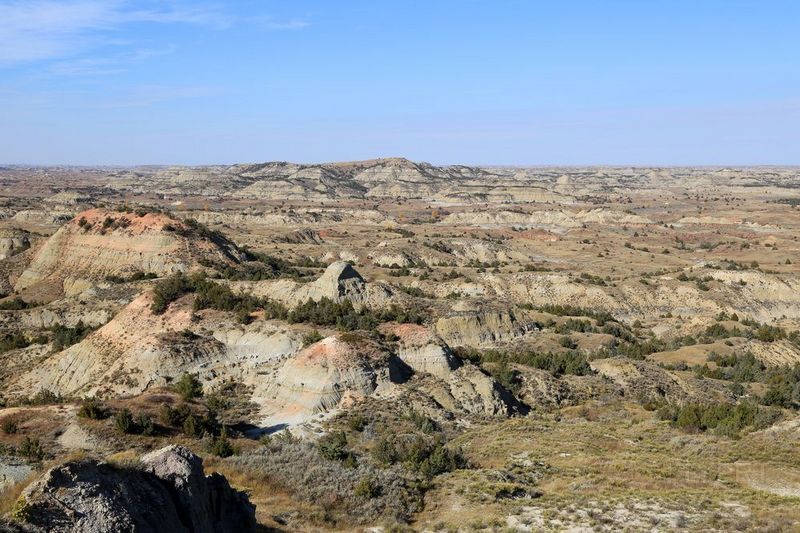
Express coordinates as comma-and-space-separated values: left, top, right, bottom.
320, 261, 364, 284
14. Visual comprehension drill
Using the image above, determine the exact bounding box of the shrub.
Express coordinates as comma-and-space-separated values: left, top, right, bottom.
485, 359, 520, 394
370, 434, 466, 479
114, 408, 135, 434
355, 476, 381, 499
151, 273, 193, 314
151, 273, 289, 320
228, 441, 425, 524
0, 298, 39, 311
51, 321, 96, 352
183, 414, 201, 437
174, 373, 204, 401
659, 401, 782, 438
106, 271, 158, 283
418, 440, 466, 478
0, 332, 33, 354
27, 389, 62, 405
759, 364, 800, 409
371, 435, 399, 465
697, 352, 765, 382
288, 297, 424, 331
406, 410, 437, 434
399, 286, 430, 298
522, 303, 614, 325
0, 417, 18, 434
455, 347, 592, 377
753, 324, 786, 343
159, 403, 191, 427
559, 335, 577, 349
17, 437, 43, 461
317, 431, 350, 462
136, 413, 155, 436
347, 414, 367, 432
77, 398, 106, 420
302, 329, 324, 347
204, 392, 230, 416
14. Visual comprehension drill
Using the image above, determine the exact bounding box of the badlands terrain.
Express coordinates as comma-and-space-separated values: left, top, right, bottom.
0, 159, 800, 531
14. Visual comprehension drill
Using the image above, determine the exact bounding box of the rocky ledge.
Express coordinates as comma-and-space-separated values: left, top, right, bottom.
7, 445, 255, 533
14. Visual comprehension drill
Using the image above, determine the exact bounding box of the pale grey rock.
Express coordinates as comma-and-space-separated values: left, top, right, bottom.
14, 445, 255, 533
0, 456, 32, 493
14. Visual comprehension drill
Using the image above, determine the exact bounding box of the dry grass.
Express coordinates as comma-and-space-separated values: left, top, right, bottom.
413, 400, 800, 529
0, 470, 39, 516
204, 455, 331, 530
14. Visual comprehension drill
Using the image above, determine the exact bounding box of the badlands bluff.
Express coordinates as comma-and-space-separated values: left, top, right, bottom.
0, 159, 799, 531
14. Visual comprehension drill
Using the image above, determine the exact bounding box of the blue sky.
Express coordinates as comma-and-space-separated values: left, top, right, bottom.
1, 0, 798, 165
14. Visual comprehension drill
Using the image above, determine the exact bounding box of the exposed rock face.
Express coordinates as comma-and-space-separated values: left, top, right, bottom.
183, 207, 391, 228
435, 309, 537, 347
260, 335, 406, 421
416, 238, 527, 267
440, 208, 652, 232
14, 445, 255, 533
247, 261, 396, 309
14, 209, 244, 296
259, 328, 526, 425
0, 300, 116, 333
514, 366, 575, 407
10, 293, 298, 398
747, 339, 800, 366
371, 251, 415, 268
140, 446, 255, 533
277, 228, 324, 244
476, 267, 800, 325
11, 210, 73, 225
42, 191, 93, 206
0, 456, 32, 492
105, 158, 576, 203
418, 364, 521, 416
380, 323, 460, 378
0, 231, 30, 260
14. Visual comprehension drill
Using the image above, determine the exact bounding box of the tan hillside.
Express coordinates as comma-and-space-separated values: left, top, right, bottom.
14, 208, 244, 296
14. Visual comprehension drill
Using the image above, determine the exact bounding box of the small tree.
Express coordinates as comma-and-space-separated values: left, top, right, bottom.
175, 373, 203, 401
183, 414, 200, 437
209, 428, 234, 457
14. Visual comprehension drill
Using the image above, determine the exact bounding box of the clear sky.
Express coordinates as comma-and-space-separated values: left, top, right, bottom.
1, 0, 798, 166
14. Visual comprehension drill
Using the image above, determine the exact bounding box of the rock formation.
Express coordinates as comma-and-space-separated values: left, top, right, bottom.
0, 230, 30, 260
380, 323, 460, 378
14, 209, 244, 296
260, 334, 406, 422
9, 292, 298, 398
246, 261, 396, 309
10, 445, 255, 533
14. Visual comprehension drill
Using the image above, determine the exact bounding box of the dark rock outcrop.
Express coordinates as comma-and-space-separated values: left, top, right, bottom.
9, 445, 255, 533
